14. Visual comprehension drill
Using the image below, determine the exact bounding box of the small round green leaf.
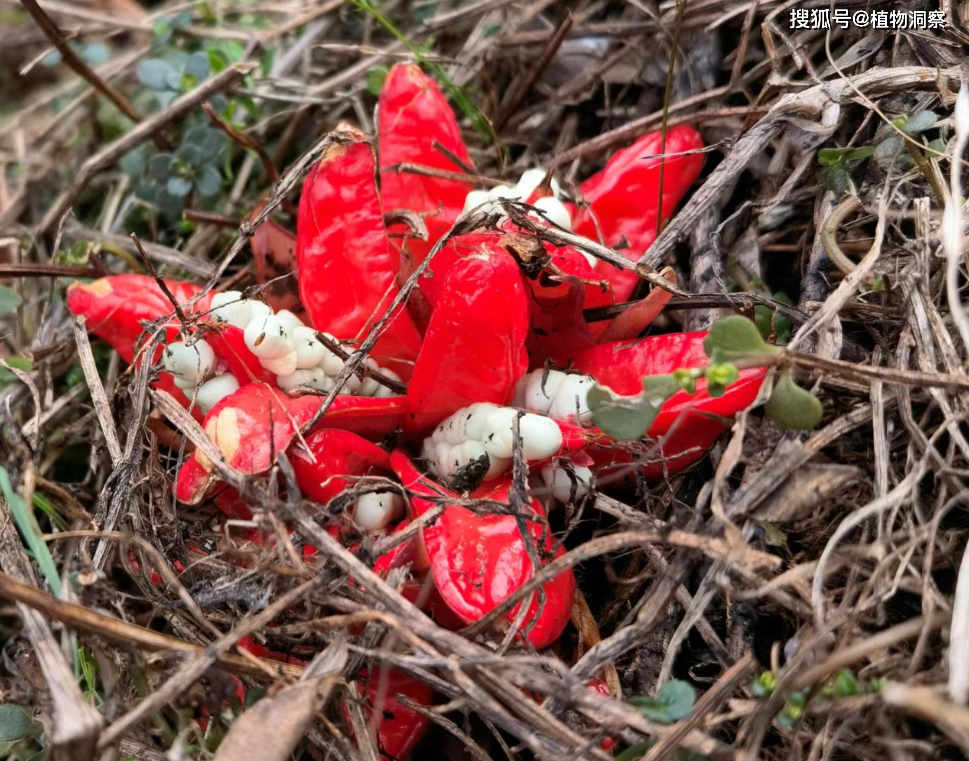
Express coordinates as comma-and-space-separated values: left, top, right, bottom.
588, 377, 678, 442
147, 153, 175, 181
185, 51, 210, 80
0, 705, 38, 743
137, 58, 177, 91
628, 679, 696, 724
0, 286, 23, 318
900, 110, 937, 136
703, 316, 776, 360
194, 165, 221, 197
764, 372, 823, 431
166, 176, 193, 197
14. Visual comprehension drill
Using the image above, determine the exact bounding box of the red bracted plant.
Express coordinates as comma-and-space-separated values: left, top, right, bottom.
66, 61, 770, 761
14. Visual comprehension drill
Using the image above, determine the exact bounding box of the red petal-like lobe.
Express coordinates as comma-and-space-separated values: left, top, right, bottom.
572, 332, 766, 478
392, 450, 575, 649
358, 668, 433, 761
289, 428, 393, 505
66, 274, 210, 364
174, 387, 406, 504
526, 245, 615, 367
249, 213, 302, 313
573, 126, 705, 301
404, 241, 529, 438
378, 63, 474, 280
296, 125, 421, 377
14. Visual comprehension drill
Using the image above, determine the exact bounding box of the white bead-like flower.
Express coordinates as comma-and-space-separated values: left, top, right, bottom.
194, 373, 240, 414
353, 492, 404, 532
163, 340, 216, 386
210, 291, 251, 328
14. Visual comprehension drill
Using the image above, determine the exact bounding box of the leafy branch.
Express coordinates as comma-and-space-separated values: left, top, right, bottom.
589, 315, 824, 440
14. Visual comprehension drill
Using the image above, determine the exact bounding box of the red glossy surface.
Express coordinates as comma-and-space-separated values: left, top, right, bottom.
392, 451, 575, 649
66, 274, 210, 364
296, 125, 422, 378
289, 428, 393, 505
573, 332, 766, 479
175, 387, 406, 504
405, 241, 529, 438
356, 667, 433, 761
378, 63, 474, 282
572, 127, 705, 301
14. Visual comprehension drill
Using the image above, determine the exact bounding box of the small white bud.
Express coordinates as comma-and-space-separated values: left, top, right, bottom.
517, 414, 564, 460
163, 340, 216, 385
353, 492, 404, 532
244, 314, 294, 360
514, 168, 550, 201
277, 367, 327, 392
463, 189, 492, 213
275, 310, 305, 332
482, 406, 519, 458
293, 326, 328, 369
532, 196, 572, 230
541, 465, 593, 504
549, 374, 595, 421
195, 373, 240, 414
260, 350, 299, 377
210, 291, 251, 329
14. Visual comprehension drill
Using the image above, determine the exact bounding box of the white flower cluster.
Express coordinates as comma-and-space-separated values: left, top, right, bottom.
463, 168, 573, 232
215, 291, 400, 397
162, 338, 240, 415
511, 369, 595, 422
162, 292, 401, 414
420, 369, 601, 500
422, 402, 563, 482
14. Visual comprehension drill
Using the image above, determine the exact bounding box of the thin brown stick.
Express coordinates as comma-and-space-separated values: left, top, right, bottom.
493, 12, 573, 132
19, 0, 158, 146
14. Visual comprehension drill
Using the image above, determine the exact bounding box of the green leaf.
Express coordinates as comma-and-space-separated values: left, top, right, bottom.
764, 372, 823, 431
367, 65, 389, 96
194, 165, 221, 197
119, 146, 146, 176
81, 43, 109, 65
615, 742, 654, 761
147, 153, 175, 181
900, 110, 937, 136
137, 58, 178, 91
166, 176, 193, 197
817, 165, 850, 195
0, 285, 22, 317
833, 668, 860, 697
0, 705, 38, 743
628, 680, 696, 724
873, 135, 903, 161
588, 375, 679, 441
0, 468, 60, 595
927, 138, 946, 153
244, 686, 267, 708
817, 147, 846, 166
185, 51, 210, 80
703, 316, 776, 360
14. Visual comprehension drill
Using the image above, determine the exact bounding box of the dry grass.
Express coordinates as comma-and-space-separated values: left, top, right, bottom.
0, 1, 968, 759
